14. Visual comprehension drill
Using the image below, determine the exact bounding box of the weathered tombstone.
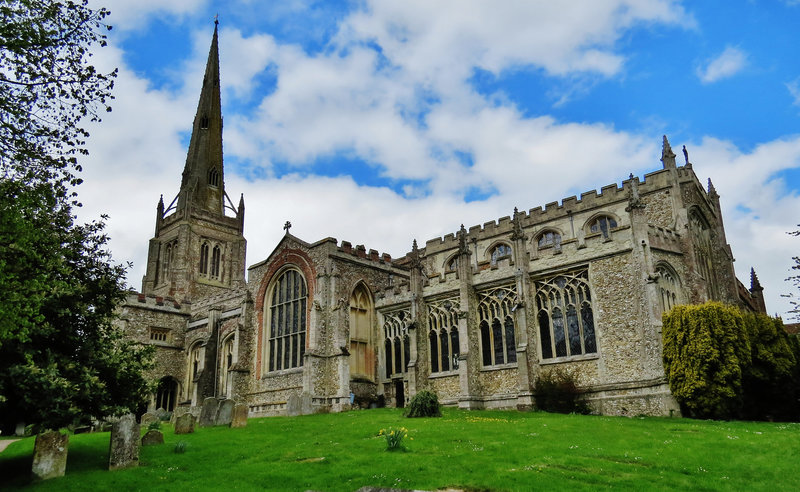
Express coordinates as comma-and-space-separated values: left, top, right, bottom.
286, 394, 301, 417
108, 414, 140, 471
215, 399, 235, 426
31, 430, 69, 480
14, 422, 25, 437
174, 413, 196, 434
199, 397, 220, 427
154, 407, 169, 420
140, 412, 158, 429
141, 429, 164, 446
301, 392, 313, 415
230, 403, 248, 428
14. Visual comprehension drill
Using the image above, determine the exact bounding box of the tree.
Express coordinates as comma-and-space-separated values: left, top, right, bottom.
0, 179, 154, 433
0, 0, 115, 187
0, 1, 151, 434
787, 225, 800, 321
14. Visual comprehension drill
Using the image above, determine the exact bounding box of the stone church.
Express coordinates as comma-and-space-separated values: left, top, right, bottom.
118, 24, 767, 418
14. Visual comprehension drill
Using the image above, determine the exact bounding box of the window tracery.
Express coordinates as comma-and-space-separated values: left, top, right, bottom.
428, 297, 460, 373
537, 230, 562, 249
477, 285, 517, 367
655, 264, 682, 314
588, 216, 617, 238
536, 270, 597, 360
265, 269, 307, 372
382, 308, 411, 378
489, 243, 512, 266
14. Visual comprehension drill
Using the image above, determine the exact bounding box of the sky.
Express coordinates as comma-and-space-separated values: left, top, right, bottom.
76, 0, 800, 318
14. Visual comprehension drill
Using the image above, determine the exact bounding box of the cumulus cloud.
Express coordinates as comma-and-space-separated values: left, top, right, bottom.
696, 46, 747, 84
787, 78, 800, 107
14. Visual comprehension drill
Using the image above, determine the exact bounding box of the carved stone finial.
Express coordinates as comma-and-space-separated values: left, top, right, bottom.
283, 221, 292, 234
707, 178, 719, 200
626, 174, 644, 211
457, 224, 470, 255
410, 239, 422, 269
750, 267, 763, 291
661, 135, 676, 169
511, 207, 526, 241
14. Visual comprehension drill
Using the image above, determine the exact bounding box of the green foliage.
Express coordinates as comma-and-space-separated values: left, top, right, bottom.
533, 367, 590, 414
663, 303, 750, 419
786, 225, 800, 321
741, 312, 798, 420
378, 426, 409, 451
404, 390, 441, 418
0, 0, 116, 187
148, 420, 162, 431
174, 441, 188, 454
0, 179, 154, 433
663, 302, 799, 421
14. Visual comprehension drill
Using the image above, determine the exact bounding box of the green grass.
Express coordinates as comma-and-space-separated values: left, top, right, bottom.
1, 408, 799, 491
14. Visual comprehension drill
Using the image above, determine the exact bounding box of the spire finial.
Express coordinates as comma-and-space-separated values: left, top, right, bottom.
661, 135, 676, 169
511, 207, 525, 241
750, 267, 763, 291
214, 13, 219, 25
283, 221, 292, 234
707, 178, 718, 199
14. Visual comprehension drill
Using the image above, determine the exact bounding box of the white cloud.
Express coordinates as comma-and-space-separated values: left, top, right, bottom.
787, 78, 800, 107
696, 46, 747, 84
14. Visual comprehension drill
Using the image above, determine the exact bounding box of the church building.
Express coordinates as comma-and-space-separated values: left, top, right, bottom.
118, 24, 767, 417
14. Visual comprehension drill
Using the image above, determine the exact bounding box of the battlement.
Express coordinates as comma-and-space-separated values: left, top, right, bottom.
420, 167, 681, 256
336, 240, 393, 265
126, 292, 188, 313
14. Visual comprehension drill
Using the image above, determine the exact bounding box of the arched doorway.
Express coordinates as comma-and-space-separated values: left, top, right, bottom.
155, 377, 178, 411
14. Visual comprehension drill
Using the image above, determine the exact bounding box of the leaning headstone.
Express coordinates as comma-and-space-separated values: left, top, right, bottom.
286, 393, 302, 417
141, 429, 164, 446
301, 392, 313, 415
215, 399, 235, 426
31, 430, 69, 480
140, 412, 158, 429
199, 397, 220, 427
108, 413, 140, 471
174, 413, 196, 434
230, 403, 248, 428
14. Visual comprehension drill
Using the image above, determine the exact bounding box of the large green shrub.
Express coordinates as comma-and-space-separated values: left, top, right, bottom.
741, 312, 798, 420
662, 302, 750, 419
405, 390, 441, 418
533, 367, 590, 414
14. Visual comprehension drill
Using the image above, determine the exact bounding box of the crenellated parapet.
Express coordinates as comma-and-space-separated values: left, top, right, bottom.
336, 239, 394, 265
127, 292, 188, 313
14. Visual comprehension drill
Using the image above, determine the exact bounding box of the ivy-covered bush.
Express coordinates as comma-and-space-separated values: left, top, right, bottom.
663, 302, 800, 421
533, 367, 590, 414
405, 390, 441, 418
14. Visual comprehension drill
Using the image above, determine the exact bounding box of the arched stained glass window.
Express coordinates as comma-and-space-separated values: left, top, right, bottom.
265, 269, 307, 372
427, 298, 460, 373
536, 269, 597, 360
589, 216, 617, 238
477, 285, 518, 367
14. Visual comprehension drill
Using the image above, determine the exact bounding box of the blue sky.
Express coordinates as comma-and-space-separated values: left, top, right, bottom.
77, 1, 800, 317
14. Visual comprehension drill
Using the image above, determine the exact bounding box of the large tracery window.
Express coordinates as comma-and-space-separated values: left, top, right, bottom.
589, 216, 617, 239
477, 285, 517, 367
428, 298, 460, 373
220, 336, 235, 397
690, 211, 717, 299
349, 284, 374, 380
383, 309, 411, 378
266, 269, 307, 372
536, 270, 597, 360
656, 264, 683, 314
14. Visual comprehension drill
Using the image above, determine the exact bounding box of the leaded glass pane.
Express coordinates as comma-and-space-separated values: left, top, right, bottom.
440, 330, 450, 371
567, 304, 581, 355
492, 318, 504, 365
481, 321, 491, 366
581, 303, 596, 353
553, 307, 566, 357
504, 316, 516, 363
430, 331, 439, 373
450, 328, 460, 369
539, 310, 552, 359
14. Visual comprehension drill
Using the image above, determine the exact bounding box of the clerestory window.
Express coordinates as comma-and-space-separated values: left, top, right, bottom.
489, 243, 512, 266
537, 231, 562, 249
589, 216, 617, 239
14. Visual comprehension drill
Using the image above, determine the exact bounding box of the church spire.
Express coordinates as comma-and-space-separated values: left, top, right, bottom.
177, 21, 224, 215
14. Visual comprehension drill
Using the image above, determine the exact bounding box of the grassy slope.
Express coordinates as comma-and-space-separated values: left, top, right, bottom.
1, 408, 798, 491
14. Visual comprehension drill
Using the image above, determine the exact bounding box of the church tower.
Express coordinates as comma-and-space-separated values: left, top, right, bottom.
141, 22, 246, 301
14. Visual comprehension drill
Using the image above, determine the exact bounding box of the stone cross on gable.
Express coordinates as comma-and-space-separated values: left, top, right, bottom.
283, 221, 292, 234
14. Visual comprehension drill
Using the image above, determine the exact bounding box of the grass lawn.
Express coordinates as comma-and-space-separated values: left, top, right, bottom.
1, 408, 798, 491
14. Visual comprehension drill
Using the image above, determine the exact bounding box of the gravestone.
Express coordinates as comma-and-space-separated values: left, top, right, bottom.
108, 414, 140, 471
230, 403, 248, 428
286, 394, 301, 417
31, 430, 69, 480
215, 399, 235, 426
154, 407, 169, 421
140, 412, 158, 429
141, 429, 164, 446
14, 422, 25, 437
301, 392, 313, 415
199, 397, 220, 427
174, 413, 196, 434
